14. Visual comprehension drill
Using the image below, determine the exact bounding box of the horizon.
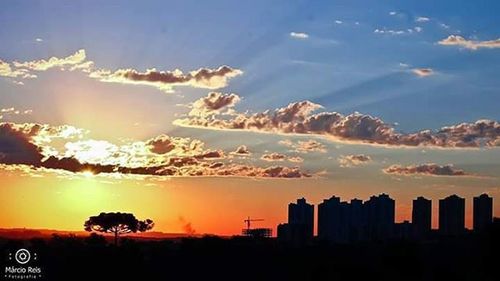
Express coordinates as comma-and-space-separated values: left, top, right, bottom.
1, 0, 500, 237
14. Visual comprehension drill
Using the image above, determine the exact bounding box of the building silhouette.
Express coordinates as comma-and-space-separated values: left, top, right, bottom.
318, 196, 342, 242
364, 193, 395, 240
278, 198, 314, 243
412, 196, 432, 238
349, 199, 364, 241
394, 220, 412, 240
473, 193, 493, 231
317, 194, 394, 242
439, 195, 465, 236
279, 193, 495, 243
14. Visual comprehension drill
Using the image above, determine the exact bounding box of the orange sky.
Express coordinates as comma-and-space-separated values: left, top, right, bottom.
1, 168, 497, 236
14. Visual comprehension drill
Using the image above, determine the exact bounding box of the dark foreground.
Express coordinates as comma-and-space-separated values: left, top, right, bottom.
1, 225, 498, 281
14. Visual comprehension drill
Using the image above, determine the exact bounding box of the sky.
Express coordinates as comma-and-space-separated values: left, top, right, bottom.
1, 0, 499, 236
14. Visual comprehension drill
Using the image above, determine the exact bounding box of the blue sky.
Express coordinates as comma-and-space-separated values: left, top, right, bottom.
2, 0, 500, 131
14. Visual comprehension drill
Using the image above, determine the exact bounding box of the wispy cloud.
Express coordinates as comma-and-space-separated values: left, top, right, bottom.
338, 154, 371, 167
290, 32, 309, 39
415, 16, 430, 22
383, 163, 477, 177
0, 49, 242, 93
438, 35, 500, 50
374, 26, 422, 35
279, 139, 327, 153
412, 68, 434, 77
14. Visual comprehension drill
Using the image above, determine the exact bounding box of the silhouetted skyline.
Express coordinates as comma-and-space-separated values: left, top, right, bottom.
278, 193, 494, 243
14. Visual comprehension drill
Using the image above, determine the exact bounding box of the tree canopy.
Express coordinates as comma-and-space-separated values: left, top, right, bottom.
84, 212, 154, 244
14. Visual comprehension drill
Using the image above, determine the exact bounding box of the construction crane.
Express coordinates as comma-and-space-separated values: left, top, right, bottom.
244, 216, 264, 231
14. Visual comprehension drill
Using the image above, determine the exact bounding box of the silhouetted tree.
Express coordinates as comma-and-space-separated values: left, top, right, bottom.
84, 212, 154, 245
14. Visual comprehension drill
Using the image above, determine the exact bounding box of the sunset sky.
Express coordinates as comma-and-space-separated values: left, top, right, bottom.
1, 0, 499, 236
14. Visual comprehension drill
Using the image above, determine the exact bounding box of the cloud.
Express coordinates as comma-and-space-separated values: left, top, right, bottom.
338, 154, 371, 167
145, 134, 204, 155
279, 139, 327, 153
261, 152, 286, 162
383, 163, 469, 177
0, 60, 37, 79
415, 17, 430, 22
1, 49, 242, 93
290, 32, 309, 39
335, 20, 343, 24
374, 27, 422, 35
288, 156, 304, 163
438, 35, 500, 50
230, 145, 251, 156
0, 122, 311, 178
189, 92, 241, 117
174, 100, 500, 148
261, 152, 304, 163
412, 68, 434, 77
89, 65, 242, 93
0, 123, 44, 165
13, 49, 86, 71
374, 28, 406, 35
35, 38, 43, 42
0, 107, 33, 121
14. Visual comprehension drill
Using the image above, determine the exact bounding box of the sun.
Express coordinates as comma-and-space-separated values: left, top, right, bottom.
81, 170, 95, 178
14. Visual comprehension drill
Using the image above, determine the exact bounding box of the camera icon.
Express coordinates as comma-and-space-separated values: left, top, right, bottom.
14, 249, 31, 264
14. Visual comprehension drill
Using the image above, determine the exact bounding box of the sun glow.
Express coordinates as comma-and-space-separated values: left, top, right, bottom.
81, 170, 95, 178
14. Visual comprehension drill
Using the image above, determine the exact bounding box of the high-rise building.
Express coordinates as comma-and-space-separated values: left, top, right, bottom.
287, 198, 314, 240
364, 194, 395, 240
473, 194, 493, 231
318, 196, 367, 243
349, 199, 364, 241
412, 196, 432, 238
439, 195, 465, 235
318, 196, 342, 242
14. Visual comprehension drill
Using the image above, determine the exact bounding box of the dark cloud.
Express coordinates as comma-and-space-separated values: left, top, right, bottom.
383, 163, 468, 176
146, 135, 176, 154
0, 123, 44, 165
0, 122, 310, 179
175, 100, 500, 148
90, 65, 243, 93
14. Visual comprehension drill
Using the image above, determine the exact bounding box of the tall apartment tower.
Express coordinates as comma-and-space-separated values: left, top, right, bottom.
288, 198, 314, 239
364, 193, 395, 240
439, 195, 465, 235
473, 194, 493, 231
318, 196, 342, 241
412, 196, 432, 238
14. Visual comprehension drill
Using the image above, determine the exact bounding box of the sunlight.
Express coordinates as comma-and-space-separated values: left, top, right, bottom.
81, 170, 95, 178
